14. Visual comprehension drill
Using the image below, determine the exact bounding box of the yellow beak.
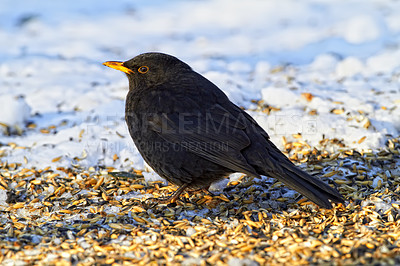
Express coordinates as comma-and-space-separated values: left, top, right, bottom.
103, 61, 134, 74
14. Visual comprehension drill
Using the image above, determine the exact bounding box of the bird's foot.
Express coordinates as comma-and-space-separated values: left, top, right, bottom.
143, 183, 189, 207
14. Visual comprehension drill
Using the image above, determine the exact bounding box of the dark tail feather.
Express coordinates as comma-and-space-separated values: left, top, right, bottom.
268, 163, 345, 209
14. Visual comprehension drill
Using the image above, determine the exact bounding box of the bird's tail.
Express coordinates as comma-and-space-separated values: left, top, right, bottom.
259, 143, 345, 209
270, 162, 345, 209
250, 137, 345, 209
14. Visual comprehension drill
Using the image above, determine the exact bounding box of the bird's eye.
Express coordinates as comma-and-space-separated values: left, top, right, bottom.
138, 66, 149, 74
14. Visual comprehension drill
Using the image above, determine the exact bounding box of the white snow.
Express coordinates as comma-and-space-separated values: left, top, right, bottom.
0, 95, 31, 132
372, 176, 383, 189
261, 87, 299, 107
209, 179, 229, 192
0, 0, 399, 177
103, 205, 121, 215
335, 57, 365, 78
143, 171, 165, 184
228, 257, 257, 266
186, 227, 196, 237
341, 15, 382, 44
0, 189, 7, 206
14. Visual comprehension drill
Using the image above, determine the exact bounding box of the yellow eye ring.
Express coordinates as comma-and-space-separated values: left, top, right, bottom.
138, 66, 149, 74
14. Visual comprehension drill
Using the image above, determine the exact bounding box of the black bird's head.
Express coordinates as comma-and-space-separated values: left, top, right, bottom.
103, 52, 192, 88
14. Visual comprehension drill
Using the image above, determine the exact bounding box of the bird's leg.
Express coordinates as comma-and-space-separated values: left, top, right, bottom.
185, 185, 217, 197
163, 183, 189, 203
146, 183, 189, 204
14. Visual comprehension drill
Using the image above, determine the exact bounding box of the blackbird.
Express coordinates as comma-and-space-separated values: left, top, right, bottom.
103, 52, 344, 209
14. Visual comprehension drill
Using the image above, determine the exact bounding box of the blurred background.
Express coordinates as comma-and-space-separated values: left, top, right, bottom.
0, 0, 400, 169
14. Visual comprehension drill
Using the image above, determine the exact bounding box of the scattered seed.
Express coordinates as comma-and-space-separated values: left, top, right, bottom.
358, 136, 367, 144
301, 92, 314, 102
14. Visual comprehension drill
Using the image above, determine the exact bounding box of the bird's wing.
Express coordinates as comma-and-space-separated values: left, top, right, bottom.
146, 102, 259, 177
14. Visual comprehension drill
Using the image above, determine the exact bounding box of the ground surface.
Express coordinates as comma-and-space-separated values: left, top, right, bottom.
1, 0, 400, 265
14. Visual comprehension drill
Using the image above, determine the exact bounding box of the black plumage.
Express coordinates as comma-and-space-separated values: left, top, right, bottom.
103, 52, 344, 209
